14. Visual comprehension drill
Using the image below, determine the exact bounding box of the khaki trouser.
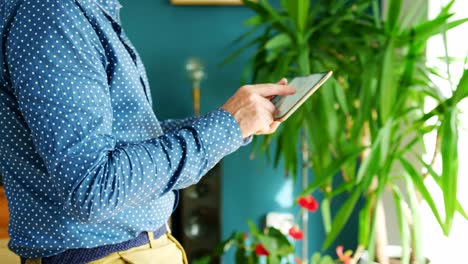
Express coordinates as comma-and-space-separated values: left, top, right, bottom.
25, 232, 188, 264
88, 232, 188, 264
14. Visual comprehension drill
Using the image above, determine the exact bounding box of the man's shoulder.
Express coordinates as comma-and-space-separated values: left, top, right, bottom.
2, 0, 99, 14
1, 0, 22, 19
1, 0, 78, 21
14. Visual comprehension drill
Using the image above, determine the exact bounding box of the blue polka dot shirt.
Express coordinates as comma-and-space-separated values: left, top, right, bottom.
0, 0, 245, 258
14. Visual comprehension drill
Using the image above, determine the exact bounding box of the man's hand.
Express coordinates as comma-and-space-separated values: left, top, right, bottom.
221, 79, 296, 138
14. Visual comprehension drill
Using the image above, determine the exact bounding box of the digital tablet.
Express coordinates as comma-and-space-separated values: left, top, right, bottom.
272, 71, 333, 122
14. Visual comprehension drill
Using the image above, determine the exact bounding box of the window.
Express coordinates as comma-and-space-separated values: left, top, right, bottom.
422, 0, 468, 263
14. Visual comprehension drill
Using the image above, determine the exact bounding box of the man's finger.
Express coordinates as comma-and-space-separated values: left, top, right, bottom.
277, 78, 288, 85
252, 83, 296, 97
258, 97, 276, 113
255, 120, 281, 136
268, 121, 281, 134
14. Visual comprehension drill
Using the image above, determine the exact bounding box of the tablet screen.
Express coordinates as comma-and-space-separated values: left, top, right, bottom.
272, 71, 333, 121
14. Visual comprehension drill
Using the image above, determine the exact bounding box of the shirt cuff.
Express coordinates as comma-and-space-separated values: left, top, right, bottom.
217, 108, 252, 146
242, 136, 253, 146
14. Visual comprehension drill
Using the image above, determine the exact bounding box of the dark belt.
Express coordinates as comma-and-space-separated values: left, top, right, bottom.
21, 224, 167, 264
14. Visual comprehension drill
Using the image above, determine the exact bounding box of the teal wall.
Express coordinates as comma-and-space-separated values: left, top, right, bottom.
120, 0, 356, 262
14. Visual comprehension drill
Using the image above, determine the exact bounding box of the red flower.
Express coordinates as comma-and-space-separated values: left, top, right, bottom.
288, 226, 304, 240
255, 243, 269, 256
336, 245, 352, 264
295, 256, 302, 264
297, 194, 319, 212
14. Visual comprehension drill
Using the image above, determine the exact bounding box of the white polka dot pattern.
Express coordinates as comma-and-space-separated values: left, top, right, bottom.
0, 0, 244, 258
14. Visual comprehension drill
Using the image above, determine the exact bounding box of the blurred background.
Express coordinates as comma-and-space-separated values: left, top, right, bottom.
0, 0, 467, 263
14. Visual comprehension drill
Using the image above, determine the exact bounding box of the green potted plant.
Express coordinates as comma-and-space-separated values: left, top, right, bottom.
223, 0, 468, 263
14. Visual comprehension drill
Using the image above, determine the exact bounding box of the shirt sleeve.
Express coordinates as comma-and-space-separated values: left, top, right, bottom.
5, 0, 244, 223
161, 117, 253, 145
160, 117, 198, 134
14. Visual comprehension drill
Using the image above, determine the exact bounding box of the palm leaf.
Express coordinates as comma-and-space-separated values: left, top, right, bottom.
405, 177, 424, 264
385, 0, 402, 34
416, 155, 468, 221
399, 157, 444, 228
453, 69, 468, 103
391, 185, 411, 264
322, 190, 361, 250
440, 108, 459, 234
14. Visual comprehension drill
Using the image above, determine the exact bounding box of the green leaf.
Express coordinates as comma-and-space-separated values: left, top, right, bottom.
395, 132, 425, 158
244, 15, 263, 26
320, 82, 340, 142
257, 234, 278, 252
311, 252, 321, 264
321, 198, 332, 234
266, 49, 280, 63
322, 190, 360, 250
440, 0, 455, 15
385, 0, 402, 34
440, 108, 459, 234
248, 220, 261, 237
300, 146, 363, 196
318, 86, 341, 147
298, 47, 310, 75
265, 227, 293, 255
235, 246, 247, 264
411, 82, 446, 103
329, 181, 354, 197
391, 185, 411, 264
240, 56, 255, 84
372, 0, 382, 27
265, 33, 292, 50
401, 17, 468, 44
281, 0, 296, 24
297, 0, 310, 33
356, 138, 380, 188
244, 0, 292, 35
319, 256, 335, 264
267, 255, 281, 264
230, 24, 261, 47
416, 155, 468, 221
400, 13, 450, 41
275, 117, 300, 179
220, 36, 263, 66
271, 52, 293, 81
453, 69, 468, 103
379, 40, 398, 123
365, 194, 379, 262
358, 193, 373, 247
351, 63, 377, 140
212, 232, 238, 255
333, 78, 350, 114
255, 227, 293, 257
279, 0, 288, 10
421, 97, 453, 122
193, 256, 211, 264
405, 176, 424, 264
380, 118, 392, 165
248, 253, 258, 264
456, 202, 468, 221
399, 158, 444, 228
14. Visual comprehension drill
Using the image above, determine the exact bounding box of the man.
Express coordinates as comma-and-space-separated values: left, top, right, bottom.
0, 0, 295, 263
